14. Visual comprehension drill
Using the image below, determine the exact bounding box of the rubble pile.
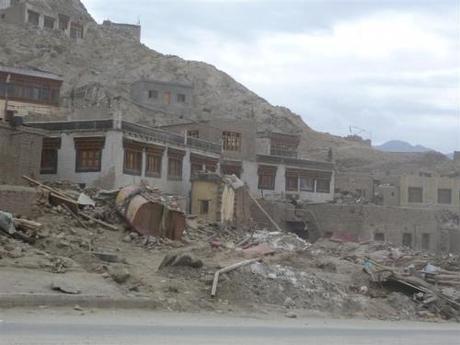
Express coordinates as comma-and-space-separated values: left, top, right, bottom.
1, 177, 459, 321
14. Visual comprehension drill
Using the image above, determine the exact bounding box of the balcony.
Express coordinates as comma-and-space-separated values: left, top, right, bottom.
187, 137, 221, 154
270, 148, 298, 158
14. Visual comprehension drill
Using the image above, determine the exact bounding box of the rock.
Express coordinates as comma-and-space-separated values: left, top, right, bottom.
109, 265, 130, 284
122, 235, 131, 243
93, 252, 125, 263
51, 281, 81, 294
158, 254, 203, 270
284, 297, 296, 309
285, 311, 297, 319
73, 304, 83, 311
129, 232, 139, 240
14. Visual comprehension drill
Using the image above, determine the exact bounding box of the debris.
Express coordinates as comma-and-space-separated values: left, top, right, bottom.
158, 253, 203, 270
93, 252, 125, 263
242, 244, 275, 258
284, 297, 296, 309
109, 265, 130, 284
78, 193, 96, 208
0, 211, 15, 235
51, 282, 81, 295
73, 305, 83, 311
285, 311, 297, 318
211, 259, 258, 297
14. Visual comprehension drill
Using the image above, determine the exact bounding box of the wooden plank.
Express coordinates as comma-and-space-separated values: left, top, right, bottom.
211, 259, 258, 297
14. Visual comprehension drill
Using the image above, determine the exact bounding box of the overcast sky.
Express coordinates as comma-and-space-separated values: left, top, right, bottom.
83, 0, 460, 153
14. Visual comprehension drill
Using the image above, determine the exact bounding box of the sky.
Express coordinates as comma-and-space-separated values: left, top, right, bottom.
82, 0, 460, 153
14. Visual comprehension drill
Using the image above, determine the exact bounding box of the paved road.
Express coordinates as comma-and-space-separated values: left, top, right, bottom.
1, 308, 459, 345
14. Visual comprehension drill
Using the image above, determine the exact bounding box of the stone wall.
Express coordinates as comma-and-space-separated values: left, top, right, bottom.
0, 124, 42, 185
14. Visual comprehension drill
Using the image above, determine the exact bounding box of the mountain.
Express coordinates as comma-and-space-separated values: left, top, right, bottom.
0, 0, 456, 175
374, 140, 435, 153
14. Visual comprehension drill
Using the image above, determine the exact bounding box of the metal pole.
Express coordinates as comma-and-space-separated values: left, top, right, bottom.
3, 73, 10, 120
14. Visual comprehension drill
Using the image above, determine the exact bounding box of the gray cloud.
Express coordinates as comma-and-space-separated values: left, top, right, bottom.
83, 0, 460, 153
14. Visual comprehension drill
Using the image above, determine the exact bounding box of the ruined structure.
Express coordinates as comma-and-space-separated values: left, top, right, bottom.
102, 19, 141, 42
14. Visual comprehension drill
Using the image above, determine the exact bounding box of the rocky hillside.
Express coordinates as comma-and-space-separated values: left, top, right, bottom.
0, 0, 456, 174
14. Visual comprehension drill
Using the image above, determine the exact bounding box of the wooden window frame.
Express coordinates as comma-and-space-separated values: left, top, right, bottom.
163, 91, 172, 105
167, 149, 185, 180
40, 138, 61, 175
222, 131, 241, 152
74, 137, 105, 173
285, 172, 299, 192
148, 89, 158, 99
258, 165, 276, 190
58, 14, 69, 31
299, 176, 314, 192
27, 10, 40, 26
200, 200, 210, 215
145, 146, 164, 178
44, 16, 55, 29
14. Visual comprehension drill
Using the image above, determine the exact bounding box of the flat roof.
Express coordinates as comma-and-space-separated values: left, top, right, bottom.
0, 65, 63, 81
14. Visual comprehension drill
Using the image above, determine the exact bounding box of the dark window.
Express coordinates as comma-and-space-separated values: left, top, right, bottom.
145, 153, 162, 177
168, 157, 183, 180
44, 16, 55, 29
200, 200, 209, 215
163, 91, 171, 105
123, 148, 142, 175
191, 162, 203, 176
58, 14, 69, 31
286, 173, 298, 192
374, 233, 385, 241
74, 137, 104, 172
70, 22, 83, 39
316, 179, 331, 193
258, 165, 276, 190
222, 131, 241, 152
422, 233, 430, 250
187, 130, 199, 138
299, 176, 314, 192
40, 138, 61, 174
177, 93, 186, 103
221, 164, 241, 178
148, 90, 158, 99
408, 187, 423, 203
437, 188, 452, 204
402, 233, 412, 248
27, 10, 39, 26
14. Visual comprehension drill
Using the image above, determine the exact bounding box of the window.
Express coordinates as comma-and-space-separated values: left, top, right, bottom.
299, 176, 314, 192
316, 179, 331, 193
258, 165, 276, 190
40, 138, 61, 174
27, 10, 39, 26
374, 233, 385, 241
402, 233, 412, 248
190, 154, 217, 176
222, 131, 241, 152
187, 130, 199, 138
200, 200, 210, 215
44, 16, 55, 29
74, 137, 104, 172
167, 149, 184, 180
191, 163, 203, 176
422, 233, 430, 250
221, 164, 241, 178
70, 22, 83, 39
123, 146, 142, 175
177, 93, 186, 103
145, 146, 163, 177
286, 172, 298, 192
58, 14, 69, 31
148, 90, 158, 99
437, 188, 452, 204
163, 91, 171, 105
408, 187, 423, 203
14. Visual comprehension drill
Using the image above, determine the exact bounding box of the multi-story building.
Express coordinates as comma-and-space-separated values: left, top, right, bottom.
0, 0, 88, 39
0, 65, 62, 120
160, 119, 335, 203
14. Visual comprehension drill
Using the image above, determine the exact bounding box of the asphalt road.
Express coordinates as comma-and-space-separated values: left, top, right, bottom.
1, 308, 459, 345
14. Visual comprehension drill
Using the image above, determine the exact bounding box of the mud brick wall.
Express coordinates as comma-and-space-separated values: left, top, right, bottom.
0, 185, 38, 217
0, 126, 42, 185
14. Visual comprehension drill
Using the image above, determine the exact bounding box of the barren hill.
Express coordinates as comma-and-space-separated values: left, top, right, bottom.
0, 0, 456, 175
